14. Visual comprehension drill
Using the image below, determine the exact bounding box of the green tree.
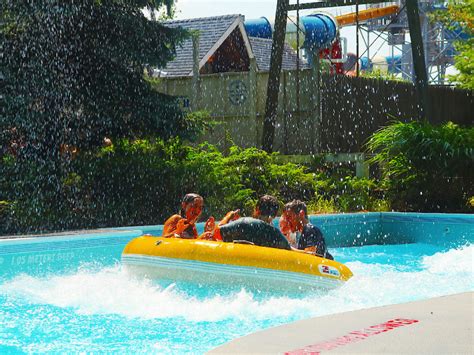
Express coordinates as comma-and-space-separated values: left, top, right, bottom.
435, 0, 474, 89
1, 0, 187, 161
0, 1, 190, 233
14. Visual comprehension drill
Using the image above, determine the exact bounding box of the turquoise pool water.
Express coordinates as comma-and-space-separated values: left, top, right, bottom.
0, 215, 473, 353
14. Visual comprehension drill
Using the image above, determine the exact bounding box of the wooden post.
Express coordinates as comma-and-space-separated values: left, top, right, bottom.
192, 33, 200, 110
312, 51, 321, 154
356, 0, 360, 77
355, 154, 370, 178
249, 57, 258, 146
282, 71, 288, 154
406, 0, 431, 120
262, 0, 289, 152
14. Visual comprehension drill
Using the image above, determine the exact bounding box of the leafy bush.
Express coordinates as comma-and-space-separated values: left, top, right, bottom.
73, 138, 191, 228
312, 174, 388, 212
361, 69, 407, 82
7, 132, 436, 233
2, 140, 325, 234
187, 145, 318, 217
366, 121, 474, 212
2, 136, 396, 235
3, 160, 76, 233
0, 200, 10, 235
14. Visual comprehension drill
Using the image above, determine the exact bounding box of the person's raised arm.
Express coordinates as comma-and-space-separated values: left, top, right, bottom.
218, 209, 240, 227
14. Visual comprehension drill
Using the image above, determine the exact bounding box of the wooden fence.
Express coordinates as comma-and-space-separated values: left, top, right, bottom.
157, 71, 473, 154
320, 74, 473, 152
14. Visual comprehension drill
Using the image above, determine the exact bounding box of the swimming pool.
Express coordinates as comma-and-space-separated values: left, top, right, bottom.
1, 213, 472, 353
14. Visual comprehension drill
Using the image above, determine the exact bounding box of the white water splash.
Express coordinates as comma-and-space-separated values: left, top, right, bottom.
1, 245, 472, 322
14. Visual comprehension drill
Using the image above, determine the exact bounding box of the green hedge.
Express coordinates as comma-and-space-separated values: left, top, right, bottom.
7, 119, 472, 236
0, 140, 322, 234
2, 139, 389, 235
74, 141, 322, 226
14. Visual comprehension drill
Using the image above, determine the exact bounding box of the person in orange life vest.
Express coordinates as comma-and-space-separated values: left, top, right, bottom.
163, 193, 216, 239
280, 199, 334, 260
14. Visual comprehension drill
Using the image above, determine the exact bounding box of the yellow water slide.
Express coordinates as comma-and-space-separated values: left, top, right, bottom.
335, 5, 399, 27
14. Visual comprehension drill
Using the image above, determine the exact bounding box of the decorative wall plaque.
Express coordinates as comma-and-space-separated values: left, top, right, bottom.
228, 80, 248, 106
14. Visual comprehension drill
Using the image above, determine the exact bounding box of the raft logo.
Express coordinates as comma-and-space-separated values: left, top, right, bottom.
318, 264, 340, 277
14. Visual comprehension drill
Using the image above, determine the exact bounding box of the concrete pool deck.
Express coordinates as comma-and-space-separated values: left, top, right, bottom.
210, 292, 473, 354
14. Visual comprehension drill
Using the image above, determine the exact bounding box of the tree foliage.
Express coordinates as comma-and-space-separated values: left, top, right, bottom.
0, 1, 188, 161
434, 0, 474, 89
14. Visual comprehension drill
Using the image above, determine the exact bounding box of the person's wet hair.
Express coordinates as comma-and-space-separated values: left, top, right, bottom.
180, 193, 203, 217
284, 199, 308, 217
256, 195, 280, 218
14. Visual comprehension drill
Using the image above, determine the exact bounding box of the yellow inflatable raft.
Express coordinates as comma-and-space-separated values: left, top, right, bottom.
122, 236, 353, 291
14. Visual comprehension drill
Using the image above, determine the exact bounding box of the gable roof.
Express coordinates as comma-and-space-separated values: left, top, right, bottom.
249, 37, 310, 72
159, 14, 309, 77
162, 14, 243, 77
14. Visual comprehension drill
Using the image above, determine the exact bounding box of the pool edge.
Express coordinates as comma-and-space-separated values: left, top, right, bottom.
208, 291, 473, 354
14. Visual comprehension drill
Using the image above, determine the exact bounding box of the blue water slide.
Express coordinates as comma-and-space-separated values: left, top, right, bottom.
360, 55, 402, 73
244, 17, 273, 39
302, 13, 338, 50
244, 13, 338, 50
359, 56, 372, 71
386, 55, 402, 73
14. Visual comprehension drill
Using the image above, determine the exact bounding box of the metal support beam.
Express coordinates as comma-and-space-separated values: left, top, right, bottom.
262, 0, 289, 152
249, 57, 258, 139
406, 0, 431, 120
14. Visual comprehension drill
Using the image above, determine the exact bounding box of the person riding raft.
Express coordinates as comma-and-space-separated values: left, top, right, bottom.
213, 195, 291, 250
280, 199, 334, 260
163, 193, 214, 239
163, 193, 239, 240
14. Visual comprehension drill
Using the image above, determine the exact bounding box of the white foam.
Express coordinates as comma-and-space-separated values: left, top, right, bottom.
422, 244, 474, 274
1, 246, 473, 322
